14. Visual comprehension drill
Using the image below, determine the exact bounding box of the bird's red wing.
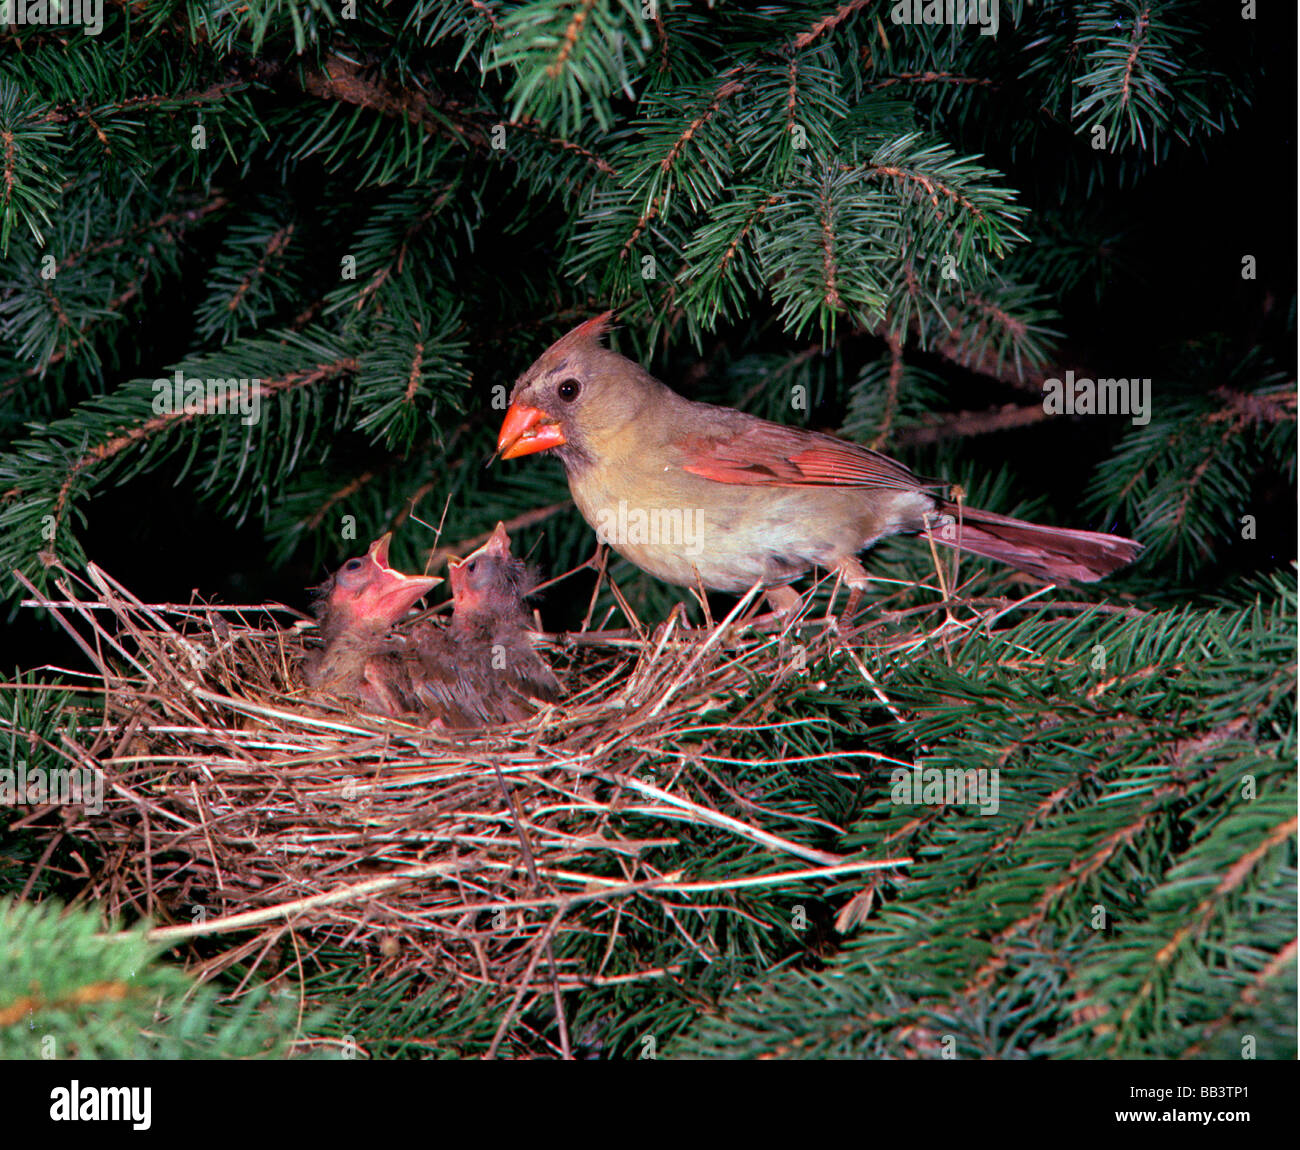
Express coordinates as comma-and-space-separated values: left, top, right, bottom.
679, 422, 935, 493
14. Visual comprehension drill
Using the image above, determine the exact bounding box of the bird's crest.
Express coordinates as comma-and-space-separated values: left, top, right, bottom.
552, 310, 615, 351
512, 310, 617, 395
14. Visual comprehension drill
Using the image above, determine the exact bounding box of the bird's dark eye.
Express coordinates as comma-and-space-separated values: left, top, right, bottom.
556, 378, 581, 402
466, 560, 478, 574
344, 559, 364, 572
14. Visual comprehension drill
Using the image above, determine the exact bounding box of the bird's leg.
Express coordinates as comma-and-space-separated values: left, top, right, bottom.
832, 557, 871, 623
689, 569, 714, 631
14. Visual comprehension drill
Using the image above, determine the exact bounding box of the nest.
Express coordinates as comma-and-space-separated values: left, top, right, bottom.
11, 561, 901, 1049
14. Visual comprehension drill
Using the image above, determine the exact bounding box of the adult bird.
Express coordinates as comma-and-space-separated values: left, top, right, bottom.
496, 313, 1141, 611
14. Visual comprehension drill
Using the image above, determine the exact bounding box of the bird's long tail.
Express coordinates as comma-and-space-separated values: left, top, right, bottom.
931, 502, 1141, 583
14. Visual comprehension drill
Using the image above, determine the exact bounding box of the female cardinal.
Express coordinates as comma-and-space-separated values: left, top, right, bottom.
497, 313, 1141, 609
409, 523, 560, 725
304, 533, 441, 716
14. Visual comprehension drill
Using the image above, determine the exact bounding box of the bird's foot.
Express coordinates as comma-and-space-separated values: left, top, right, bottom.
831, 558, 870, 626
765, 585, 803, 616
666, 601, 693, 631
720, 586, 806, 636
649, 601, 692, 645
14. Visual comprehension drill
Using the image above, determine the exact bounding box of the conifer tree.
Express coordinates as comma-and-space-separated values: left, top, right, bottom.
0, 1, 1293, 1059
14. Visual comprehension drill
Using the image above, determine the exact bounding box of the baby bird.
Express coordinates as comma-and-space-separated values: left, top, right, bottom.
304, 534, 440, 717
410, 523, 560, 725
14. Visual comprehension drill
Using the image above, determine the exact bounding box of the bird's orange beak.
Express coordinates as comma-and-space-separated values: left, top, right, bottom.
361, 533, 441, 623
497, 403, 566, 459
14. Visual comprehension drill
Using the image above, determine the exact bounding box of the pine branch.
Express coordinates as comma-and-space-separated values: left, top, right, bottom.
672, 579, 1296, 1058
0, 899, 325, 1058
